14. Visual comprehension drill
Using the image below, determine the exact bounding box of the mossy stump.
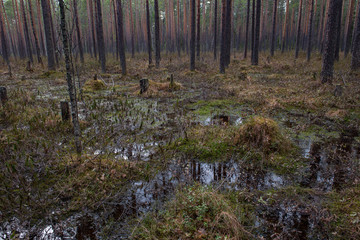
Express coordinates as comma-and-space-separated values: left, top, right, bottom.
0, 87, 7, 105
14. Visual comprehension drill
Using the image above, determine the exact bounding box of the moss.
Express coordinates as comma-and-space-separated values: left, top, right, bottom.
132, 184, 255, 239
83, 79, 107, 91
187, 99, 241, 116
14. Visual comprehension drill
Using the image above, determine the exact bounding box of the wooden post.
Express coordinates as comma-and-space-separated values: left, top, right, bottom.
0, 87, 7, 105
60, 101, 70, 121
140, 79, 149, 94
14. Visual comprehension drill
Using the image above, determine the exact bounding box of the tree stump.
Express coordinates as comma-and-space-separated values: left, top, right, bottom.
334, 85, 343, 97
169, 74, 175, 89
60, 101, 70, 121
0, 87, 7, 105
140, 79, 149, 94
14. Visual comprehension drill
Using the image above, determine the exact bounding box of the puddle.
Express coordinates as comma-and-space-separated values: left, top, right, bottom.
200, 115, 243, 126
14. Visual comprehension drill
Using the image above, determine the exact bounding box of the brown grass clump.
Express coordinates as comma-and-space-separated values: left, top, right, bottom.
132, 79, 182, 97
83, 79, 107, 91
235, 116, 292, 154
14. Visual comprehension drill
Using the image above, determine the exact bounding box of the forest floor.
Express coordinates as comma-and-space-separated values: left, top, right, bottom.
0, 52, 360, 239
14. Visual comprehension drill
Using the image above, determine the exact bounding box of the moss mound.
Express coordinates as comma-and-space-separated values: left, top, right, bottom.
235, 116, 292, 154
132, 79, 182, 97
37, 71, 64, 79
132, 185, 253, 239
83, 79, 107, 91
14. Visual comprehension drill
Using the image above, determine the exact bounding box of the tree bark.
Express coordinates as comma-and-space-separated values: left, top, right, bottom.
58, 0, 82, 154
252, 0, 261, 65
95, 0, 106, 72
196, 0, 200, 58
270, 0, 278, 56
190, 0, 196, 70
351, 0, 360, 70
146, 0, 152, 65
28, 0, 42, 64
41, 0, 55, 70
129, 0, 135, 57
244, 0, 250, 58
295, 0, 303, 58
220, 0, 226, 73
335, 0, 343, 61
225, 0, 232, 67
154, 0, 160, 68
251, 0, 255, 62
73, 0, 84, 63
321, 0, 343, 83
344, 0, 355, 57
116, 0, 126, 74
307, 0, 314, 61
214, 0, 218, 60
20, 0, 33, 63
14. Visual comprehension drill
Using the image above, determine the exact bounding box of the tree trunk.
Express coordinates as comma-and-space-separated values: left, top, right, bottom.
244, 0, 250, 58
146, 0, 152, 65
88, 0, 97, 58
334, 0, 343, 61
225, 0, 232, 67
58, 0, 82, 154
20, 0, 33, 63
116, 0, 126, 74
129, 0, 135, 57
28, 0, 42, 64
270, 0, 278, 56
321, 0, 343, 83
73, 0, 84, 63
307, 0, 314, 61
177, 0, 181, 56
0, 3, 10, 74
36, 0, 46, 55
295, 0, 303, 58
220, 0, 226, 73
196, 0, 200, 58
190, 0, 196, 70
95, 0, 106, 72
251, 0, 255, 62
351, 0, 360, 70
252, 0, 261, 65
154, 0, 160, 68
214, 0, 218, 60
41, 0, 55, 70
344, 0, 355, 57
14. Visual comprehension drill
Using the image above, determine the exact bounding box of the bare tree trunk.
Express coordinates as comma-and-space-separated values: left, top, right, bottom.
220, 0, 226, 73
116, 0, 126, 74
58, 0, 82, 154
351, 0, 360, 70
307, 0, 314, 61
225, 0, 232, 67
295, 0, 303, 58
0, 2, 10, 75
28, 0, 42, 64
251, 0, 255, 62
214, 0, 218, 60
88, 0, 97, 58
154, 0, 160, 68
129, 0, 135, 57
196, 0, 200, 58
145, 0, 152, 65
344, 0, 355, 57
321, 0, 343, 83
95, 0, 106, 72
190, 0, 196, 70
244, 0, 250, 58
270, 0, 278, 56
36, 0, 46, 55
177, 0, 181, 57
252, 0, 261, 65
41, 0, 55, 70
73, 0, 84, 63
335, 0, 343, 61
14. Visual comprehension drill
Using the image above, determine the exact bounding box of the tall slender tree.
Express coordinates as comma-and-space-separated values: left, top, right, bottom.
58, 0, 82, 154
307, 0, 314, 61
220, 0, 226, 73
196, 0, 201, 58
244, 0, 250, 58
295, 0, 303, 58
0, 2, 11, 75
28, 0, 42, 64
351, 0, 360, 70
20, 0, 33, 63
252, 0, 261, 65
214, 0, 218, 60
95, 0, 106, 72
344, 0, 355, 57
190, 0, 196, 70
73, 0, 84, 63
146, 0, 152, 65
117, 0, 126, 74
41, 0, 55, 70
335, 0, 343, 61
321, 0, 343, 83
251, 0, 255, 63
270, 0, 278, 56
154, 0, 160, 68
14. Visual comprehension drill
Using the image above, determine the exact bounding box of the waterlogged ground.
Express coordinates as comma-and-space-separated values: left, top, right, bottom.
0, 53, 360, 239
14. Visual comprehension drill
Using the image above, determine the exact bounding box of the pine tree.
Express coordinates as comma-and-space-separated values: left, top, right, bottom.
28, 0, 42, 64
307, 0, 314, 61
116, 0, 126, 74
321, 0, 343, 83
41, 0, 55, 70
146, 0, 152, 65
154, 0, 160, 68
73, 0, 84, 63
214, 0, 218, 60
270, 0, 278, 56
190, 0, 196, 70
252, 0, 261, 65
351, 0, 360, 70
244, 0, 250, 58
95, 0, 106, 72
295, 0, 303, 58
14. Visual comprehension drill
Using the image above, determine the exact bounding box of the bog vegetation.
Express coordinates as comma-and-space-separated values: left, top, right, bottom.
0, 0, 360, 239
